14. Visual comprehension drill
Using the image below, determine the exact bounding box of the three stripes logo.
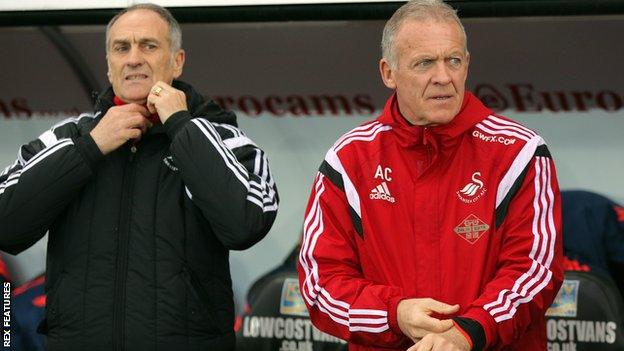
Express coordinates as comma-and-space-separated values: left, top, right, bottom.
369, 182, 395, 203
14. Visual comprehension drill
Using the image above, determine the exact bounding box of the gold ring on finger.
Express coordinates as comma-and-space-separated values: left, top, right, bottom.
152, 86, 163, 96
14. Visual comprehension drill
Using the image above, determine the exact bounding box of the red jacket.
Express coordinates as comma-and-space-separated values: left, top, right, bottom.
298, 92, 563, 350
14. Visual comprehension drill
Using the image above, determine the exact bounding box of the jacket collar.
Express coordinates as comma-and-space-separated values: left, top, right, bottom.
93, 80, 237, 127
377, 91, 492, 145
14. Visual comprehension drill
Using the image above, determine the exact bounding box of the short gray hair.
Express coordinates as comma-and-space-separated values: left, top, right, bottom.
106, 3, 182, 53
381, 0, 467, 68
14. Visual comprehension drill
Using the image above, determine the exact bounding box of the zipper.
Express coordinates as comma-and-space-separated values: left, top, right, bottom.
113, 144, 139, 351
423, 127, 432, 170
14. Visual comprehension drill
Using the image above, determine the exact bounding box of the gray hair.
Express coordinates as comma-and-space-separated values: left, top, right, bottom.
106, 3, 182, 53
381, 0, 467, 68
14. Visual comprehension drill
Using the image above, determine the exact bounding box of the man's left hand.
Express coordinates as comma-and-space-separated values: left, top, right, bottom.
147, 81, 188, 123
407, 326, 471, 351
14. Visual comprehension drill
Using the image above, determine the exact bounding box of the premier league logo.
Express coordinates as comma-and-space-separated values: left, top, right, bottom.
279, 278, 308, 317
546, 279, 580, 317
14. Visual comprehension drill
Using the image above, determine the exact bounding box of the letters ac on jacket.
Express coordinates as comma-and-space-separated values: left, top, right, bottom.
298, 92, 563, 351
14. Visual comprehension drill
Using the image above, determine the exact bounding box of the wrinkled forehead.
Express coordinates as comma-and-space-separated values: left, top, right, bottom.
396, 18, 467, 51
107, 9, 170, 47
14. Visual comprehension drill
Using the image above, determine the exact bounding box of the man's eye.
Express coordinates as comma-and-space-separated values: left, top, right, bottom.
416, 60, 432, 68
144, 43, 157, 50
114, 45, 128, 52
448, 58, 462, 66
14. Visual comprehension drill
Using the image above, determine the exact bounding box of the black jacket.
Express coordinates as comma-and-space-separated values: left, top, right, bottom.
0, 81, 279, 351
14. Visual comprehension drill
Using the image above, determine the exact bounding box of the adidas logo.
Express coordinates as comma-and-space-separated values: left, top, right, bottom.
369, 182, 396, 203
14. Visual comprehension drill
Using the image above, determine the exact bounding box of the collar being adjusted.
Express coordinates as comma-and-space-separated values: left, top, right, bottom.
112, 95, 161, 125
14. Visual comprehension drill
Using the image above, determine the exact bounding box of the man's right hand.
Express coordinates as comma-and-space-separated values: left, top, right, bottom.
90, 104, 152, 155
397, 298, 459, 342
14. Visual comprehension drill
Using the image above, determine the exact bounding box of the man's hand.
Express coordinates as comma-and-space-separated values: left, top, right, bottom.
407, 326, 471, 351
146, 81, 187, 123
397, 298, 459, 342
90, 104, 152, 155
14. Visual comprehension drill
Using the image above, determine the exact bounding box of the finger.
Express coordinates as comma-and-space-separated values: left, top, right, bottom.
150, 82, 167, 96
154, 81, 184, 98
149, 82, 166, 99
135, 117, 151, 134
414, 337, 432, 351
121, 116, 149, 136
146, 95, 157, 115
138, 121, 149, 134
422, 337, 435, 351
407, 344, 418, 351
147, 102, 157, 115
119, 103, 150, 116
417, 315, 454, 333
153, 80, 172, 90
425, 300, 460, 315
125, 128, 142, 141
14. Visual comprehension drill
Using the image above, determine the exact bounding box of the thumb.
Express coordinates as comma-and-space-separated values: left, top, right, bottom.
419, 315, 454, 333
427, 301, 460, 315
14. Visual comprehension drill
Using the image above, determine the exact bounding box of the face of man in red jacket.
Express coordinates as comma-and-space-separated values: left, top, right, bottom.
106, 9, 185, 104
379, 18, 469, 126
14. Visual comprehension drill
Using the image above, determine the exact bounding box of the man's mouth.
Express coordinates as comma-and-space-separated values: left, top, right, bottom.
125, 74, 149, 81
429, 95, 452, 100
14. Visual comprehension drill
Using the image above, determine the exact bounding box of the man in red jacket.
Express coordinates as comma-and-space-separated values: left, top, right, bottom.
297, 1, 563, 350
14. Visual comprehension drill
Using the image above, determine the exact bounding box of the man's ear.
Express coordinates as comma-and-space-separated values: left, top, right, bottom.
106, 57, 112, 83
172, 49, 186, 79
379, 58, 397, 90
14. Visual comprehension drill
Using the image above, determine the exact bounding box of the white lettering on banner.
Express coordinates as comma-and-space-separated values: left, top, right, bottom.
548, 341, 577, 351
279, 340, 313, 351
1, 94, 375, 119
474, 84, 624, 113
0, 97, 80, 119
4, 86, 624, 120
212, 94, 375, 117
546, 319, 617, 344
241, 316, 345, 344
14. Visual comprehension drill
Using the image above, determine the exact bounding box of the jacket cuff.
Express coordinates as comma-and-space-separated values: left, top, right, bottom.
74, 134, 104, 172
459, 307, 497, 349
453, 317, 484, 351
388, 295, 408, 335
164, 110, 192, 140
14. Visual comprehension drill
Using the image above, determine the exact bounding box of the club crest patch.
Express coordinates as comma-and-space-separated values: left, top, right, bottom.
279, 278, 308, 317
454, 214, 490, 244
546, 279, 580, 317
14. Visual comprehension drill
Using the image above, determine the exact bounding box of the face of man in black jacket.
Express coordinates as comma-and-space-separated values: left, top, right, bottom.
94, 7, 190, 155
106, 8, 185, 106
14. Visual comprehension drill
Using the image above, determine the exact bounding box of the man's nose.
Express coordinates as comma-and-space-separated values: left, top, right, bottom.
431, 62, 452, 85
126, 46, 144, 67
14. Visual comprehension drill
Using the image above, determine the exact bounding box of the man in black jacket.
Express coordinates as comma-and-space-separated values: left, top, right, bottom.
0, 4, 278, 350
